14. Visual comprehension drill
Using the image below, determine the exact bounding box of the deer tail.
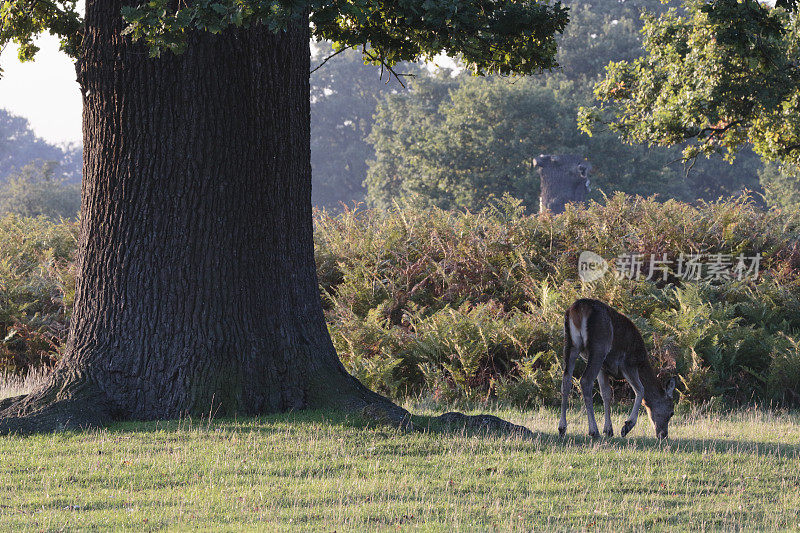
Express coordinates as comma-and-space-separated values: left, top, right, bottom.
566, 301, 590, 351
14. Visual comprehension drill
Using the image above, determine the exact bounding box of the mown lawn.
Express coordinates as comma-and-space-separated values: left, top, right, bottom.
1, 406, 798, 531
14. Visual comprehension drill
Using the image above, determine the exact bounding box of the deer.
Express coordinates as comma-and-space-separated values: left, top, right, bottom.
558, 298, 676, 439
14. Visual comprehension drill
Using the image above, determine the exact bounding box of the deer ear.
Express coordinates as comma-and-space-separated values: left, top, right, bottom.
665, 377, 676, 399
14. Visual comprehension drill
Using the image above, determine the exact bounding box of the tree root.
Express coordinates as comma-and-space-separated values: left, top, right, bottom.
0, 397, 111, 435
432, 411, 535, 438
0, 395, 24, 413
359, 402, 414, 430
0, 370, 111, 436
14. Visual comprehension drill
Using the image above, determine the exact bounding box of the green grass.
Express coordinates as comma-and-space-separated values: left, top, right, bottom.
1, 406, 799, 531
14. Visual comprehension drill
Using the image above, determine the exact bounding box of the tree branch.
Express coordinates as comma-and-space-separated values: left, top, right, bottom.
362, 46, 414, 88
696, 119, 744, 142
310, 44, 356, 74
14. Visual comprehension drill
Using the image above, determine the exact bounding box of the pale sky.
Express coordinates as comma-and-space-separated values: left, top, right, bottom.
0, 35, 83, 146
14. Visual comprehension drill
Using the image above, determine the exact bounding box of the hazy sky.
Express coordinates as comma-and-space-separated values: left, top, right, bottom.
0, 35, 83, 146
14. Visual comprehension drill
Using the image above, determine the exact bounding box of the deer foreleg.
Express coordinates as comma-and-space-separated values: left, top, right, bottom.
621, 369, 644, 437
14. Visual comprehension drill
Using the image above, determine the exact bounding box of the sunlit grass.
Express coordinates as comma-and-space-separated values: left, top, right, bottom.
1, 405, 798, 531
0, 368, 48, 400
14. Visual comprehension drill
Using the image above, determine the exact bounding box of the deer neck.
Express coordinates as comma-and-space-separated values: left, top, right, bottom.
638, 360, 665, 404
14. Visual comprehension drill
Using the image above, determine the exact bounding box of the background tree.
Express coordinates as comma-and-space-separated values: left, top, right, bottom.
364, 71, 461, 210
367, 75, 580, 210
0, 0, 569, 433
759, 163, 800, 211
0, 160, 81, 219
310, 43, 417, 210
366, 0, 763, 212
0, 110, 81, 182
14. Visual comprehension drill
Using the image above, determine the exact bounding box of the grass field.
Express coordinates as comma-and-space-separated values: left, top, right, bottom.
1, 405, 798, 531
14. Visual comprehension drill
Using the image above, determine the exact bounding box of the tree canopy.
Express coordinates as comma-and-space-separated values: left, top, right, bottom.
2, 0, 569, 76
580, 0, 800, 166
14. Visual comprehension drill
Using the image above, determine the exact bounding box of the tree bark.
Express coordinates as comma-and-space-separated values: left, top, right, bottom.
534, 155, 591, 214
0, 1, 407, 433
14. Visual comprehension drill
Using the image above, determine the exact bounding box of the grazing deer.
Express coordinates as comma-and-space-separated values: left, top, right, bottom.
558, 299, 676, 439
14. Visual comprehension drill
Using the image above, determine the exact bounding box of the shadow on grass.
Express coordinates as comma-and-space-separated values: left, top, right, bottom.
54, 409, 800, 459
547, 430, 800, 457
647, 434, 800, 456
102, 408, 380, 436
412, 412, 800, 457
100, 409, 534, 439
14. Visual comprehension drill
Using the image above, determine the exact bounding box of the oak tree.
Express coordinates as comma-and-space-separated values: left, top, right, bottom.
0, 0, 568, 432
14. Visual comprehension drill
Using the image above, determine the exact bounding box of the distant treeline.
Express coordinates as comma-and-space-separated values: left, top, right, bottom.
0, 109, 80, 183
0, 110, 81, 220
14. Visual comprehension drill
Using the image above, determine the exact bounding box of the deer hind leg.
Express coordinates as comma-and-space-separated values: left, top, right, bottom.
620, 368, 644, 437
580, 314, 612, 438
558, 341, 580, 437
598, 370, 613, 437
580, 346, 607, 438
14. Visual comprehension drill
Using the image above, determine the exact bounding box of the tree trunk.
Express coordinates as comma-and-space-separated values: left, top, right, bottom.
534, 154, 591, 214
0, 1, 407, 433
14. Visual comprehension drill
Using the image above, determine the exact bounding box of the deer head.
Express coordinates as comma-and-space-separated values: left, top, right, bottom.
644, 377, 676, 439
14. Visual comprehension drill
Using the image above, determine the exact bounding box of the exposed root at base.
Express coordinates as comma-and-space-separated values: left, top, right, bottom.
357, 399, 535, 438
332, 373, 414, 430
359, 402, 414, 430
0, 397, 111, 435
432, 411, 535, 438
0, 372, 111, 435
0, 394, 25, 413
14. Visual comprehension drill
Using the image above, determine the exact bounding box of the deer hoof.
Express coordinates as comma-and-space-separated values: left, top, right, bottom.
603, 427, 614, 437
621, 421, 634, 437
558, 426, 566, 438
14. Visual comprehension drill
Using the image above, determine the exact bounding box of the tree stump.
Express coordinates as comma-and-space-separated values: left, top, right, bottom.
534, 154, 592, 214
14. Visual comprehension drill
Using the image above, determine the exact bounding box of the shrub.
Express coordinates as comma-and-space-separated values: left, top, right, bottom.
316, 194, 800, 408
0, 214, 77, 373
1, 194, 797, 409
